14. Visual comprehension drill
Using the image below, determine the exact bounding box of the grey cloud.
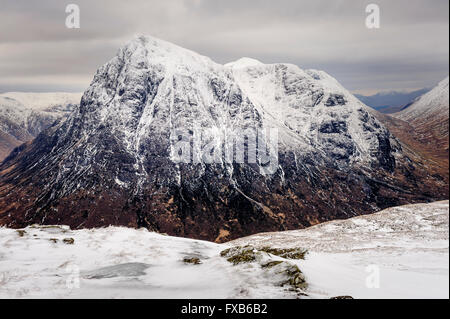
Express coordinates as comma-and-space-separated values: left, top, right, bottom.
0, 0, 448, 94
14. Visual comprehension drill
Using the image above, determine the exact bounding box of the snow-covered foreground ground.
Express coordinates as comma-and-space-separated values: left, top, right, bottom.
232, 200, 449, 299
0, 201, 448, 299
0, 226, 302, 299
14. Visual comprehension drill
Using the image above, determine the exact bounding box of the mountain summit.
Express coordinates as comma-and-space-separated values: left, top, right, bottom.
0, 36, 446, 242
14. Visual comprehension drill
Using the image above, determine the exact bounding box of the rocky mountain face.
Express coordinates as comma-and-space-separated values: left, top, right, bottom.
0, 93, 81, 160
0, 36, 447, 242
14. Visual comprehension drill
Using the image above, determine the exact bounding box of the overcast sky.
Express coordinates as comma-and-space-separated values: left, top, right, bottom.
0, 0, 448, 95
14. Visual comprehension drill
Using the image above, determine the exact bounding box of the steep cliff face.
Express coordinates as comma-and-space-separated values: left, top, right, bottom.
0, 36, 446, 242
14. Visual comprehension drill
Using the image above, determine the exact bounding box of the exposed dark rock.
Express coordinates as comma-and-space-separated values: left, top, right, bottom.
325, 94, 347, 107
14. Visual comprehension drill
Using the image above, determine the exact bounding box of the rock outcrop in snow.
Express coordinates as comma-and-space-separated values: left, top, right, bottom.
231, 200, 449, 299
0, 36, 447, 241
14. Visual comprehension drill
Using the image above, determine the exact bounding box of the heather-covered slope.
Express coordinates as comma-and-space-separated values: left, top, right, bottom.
374, 77, 450, 177
393, 77, 449, 162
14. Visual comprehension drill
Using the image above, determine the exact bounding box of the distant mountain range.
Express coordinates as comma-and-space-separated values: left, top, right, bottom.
0, 93, 81, 160
355, 88, 431, 113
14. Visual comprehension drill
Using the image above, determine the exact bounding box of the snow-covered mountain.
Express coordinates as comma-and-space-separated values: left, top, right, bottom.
395, 77, 449, 123
0, 93, 81, 160
393, 77, 449, 163
0, 36, 447, 241
0, 201, 447, 299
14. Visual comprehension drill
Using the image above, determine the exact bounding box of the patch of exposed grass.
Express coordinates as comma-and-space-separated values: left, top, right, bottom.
260, 247, 308, 260
63, 238, 75, 245
183, 257, 202, 265
16, 230, 26, 237
220, 246, 258, 265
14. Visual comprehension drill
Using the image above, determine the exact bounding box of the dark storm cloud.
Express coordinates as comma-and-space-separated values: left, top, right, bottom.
0, 0, 448, 94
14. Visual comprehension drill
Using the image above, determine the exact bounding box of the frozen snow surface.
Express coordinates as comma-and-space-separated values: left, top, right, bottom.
0, 201, 448, 299
232, 200, 449, 299
0, 225, 299, 299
